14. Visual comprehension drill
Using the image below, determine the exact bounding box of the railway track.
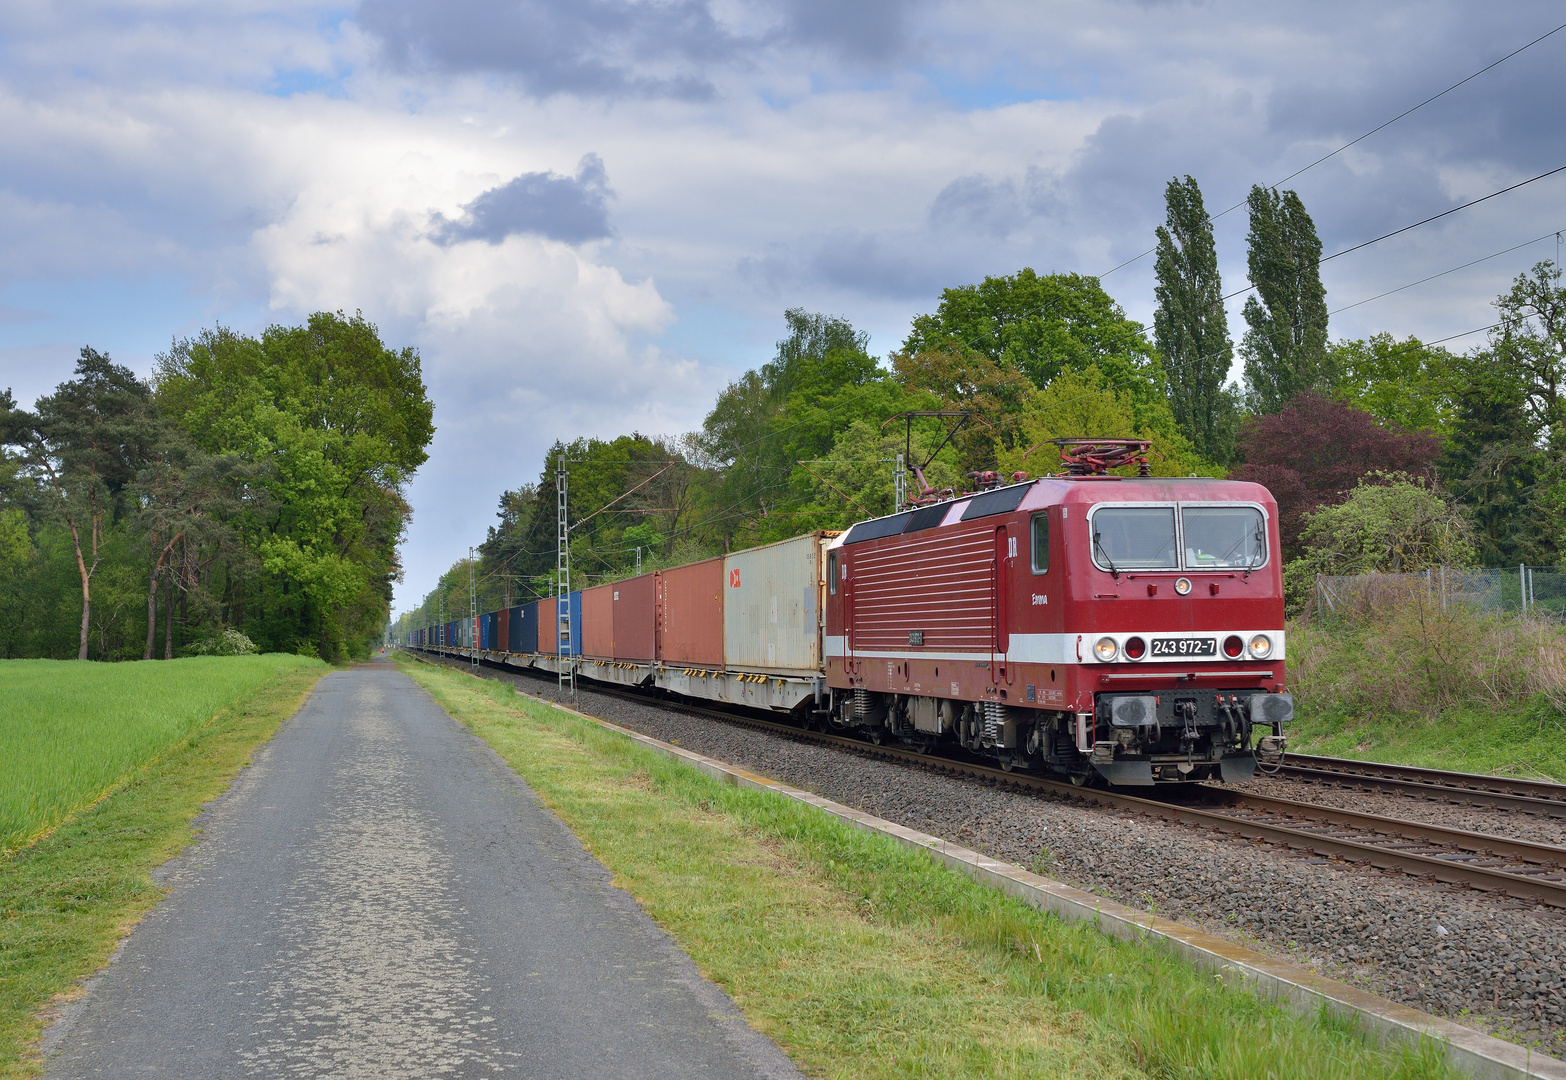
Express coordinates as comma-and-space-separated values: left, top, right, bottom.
1277, 753, 1566, 818
500, 664, 1566, 910
427, 653, 1566, 910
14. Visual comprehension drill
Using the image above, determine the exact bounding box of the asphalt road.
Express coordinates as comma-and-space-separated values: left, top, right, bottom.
44, 660, 802, 1079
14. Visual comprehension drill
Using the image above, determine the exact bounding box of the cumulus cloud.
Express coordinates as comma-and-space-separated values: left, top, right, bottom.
430, 154, 613, 246
7, 0, 1566, 607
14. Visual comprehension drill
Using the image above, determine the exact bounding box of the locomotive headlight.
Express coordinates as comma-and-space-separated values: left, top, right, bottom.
1248, 633, 1273, 659
1174, 577, 1192, 595
1094, 636, 1119, 662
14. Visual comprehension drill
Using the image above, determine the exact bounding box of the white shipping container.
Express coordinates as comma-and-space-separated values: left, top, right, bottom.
723, 532, 829, 675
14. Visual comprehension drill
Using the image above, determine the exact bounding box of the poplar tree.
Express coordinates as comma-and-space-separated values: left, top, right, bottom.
1153, 176, 1235, 462
1240, 186, 1331, 413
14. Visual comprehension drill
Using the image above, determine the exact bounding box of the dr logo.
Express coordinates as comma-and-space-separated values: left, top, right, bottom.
729, 569, 741, 588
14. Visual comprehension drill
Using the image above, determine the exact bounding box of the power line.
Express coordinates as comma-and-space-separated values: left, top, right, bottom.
1321, 164, 1566, 265
1428, 321, 1503, 346
1329, 226, 1565, 316
1099, 18, 1566, 279
1230, 21, 1566, 216
1216, 164, 1566, 306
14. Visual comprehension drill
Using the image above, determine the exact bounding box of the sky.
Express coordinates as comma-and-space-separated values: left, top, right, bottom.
2, 1, 1564, 613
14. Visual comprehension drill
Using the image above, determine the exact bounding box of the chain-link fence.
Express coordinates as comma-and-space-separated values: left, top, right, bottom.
1314, 566, 1566, 619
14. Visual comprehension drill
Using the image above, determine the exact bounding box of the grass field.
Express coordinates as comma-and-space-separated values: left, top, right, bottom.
1288, 607, 1566, 781
0, 658, 327, 1079
0, 655, 323, 857
1287, 698, 1566, 782
400, 654, 1454, 1080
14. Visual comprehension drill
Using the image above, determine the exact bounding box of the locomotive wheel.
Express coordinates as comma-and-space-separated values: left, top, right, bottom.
1068, 764, 1095, 787
998, 752, 1015, 772
868, 729, 884, 745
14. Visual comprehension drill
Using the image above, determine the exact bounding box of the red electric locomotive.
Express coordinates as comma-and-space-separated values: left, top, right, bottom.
822, 441, 1291, 786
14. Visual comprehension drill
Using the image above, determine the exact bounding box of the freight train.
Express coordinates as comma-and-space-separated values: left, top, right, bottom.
404, 442, 1291, 786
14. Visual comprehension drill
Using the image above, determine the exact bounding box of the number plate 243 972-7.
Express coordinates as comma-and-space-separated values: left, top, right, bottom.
1150, 637, 1216, 658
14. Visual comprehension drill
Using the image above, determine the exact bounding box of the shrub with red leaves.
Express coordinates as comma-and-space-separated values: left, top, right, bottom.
1229, 391, 1440, 555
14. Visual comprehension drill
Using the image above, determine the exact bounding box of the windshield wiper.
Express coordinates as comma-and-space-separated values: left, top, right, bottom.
1093, 530, 1120, 581
1244, 527, 1265, 580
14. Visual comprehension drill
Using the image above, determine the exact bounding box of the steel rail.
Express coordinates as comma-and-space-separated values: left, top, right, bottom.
1277, 753, 1566, 818
433, 651, 1566, 909
612, 684, 1566, 909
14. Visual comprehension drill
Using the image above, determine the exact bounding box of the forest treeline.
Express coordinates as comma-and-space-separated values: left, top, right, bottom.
397, 176, 1566, 633
0, 312, 434, 661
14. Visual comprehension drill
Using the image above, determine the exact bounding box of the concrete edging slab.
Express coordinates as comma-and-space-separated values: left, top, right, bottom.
515, 687, 1565, 1080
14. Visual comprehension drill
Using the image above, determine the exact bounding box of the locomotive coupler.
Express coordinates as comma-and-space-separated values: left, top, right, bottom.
1176, 699, 1199, 752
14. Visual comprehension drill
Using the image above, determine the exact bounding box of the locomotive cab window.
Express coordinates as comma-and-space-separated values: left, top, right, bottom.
1090, 506, 1178, 570
1030, 512, 1049, 574
1182, 505, 1266, 569
828, 551, 838, 595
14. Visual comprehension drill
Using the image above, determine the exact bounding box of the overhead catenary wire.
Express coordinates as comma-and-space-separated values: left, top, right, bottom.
1098, 18, 1566, 279
1216, 164, 1566, 306
1329, 226, 1566, 316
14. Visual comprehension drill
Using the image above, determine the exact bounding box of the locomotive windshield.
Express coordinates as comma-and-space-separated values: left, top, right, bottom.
1091, 507, 1178, 569
1182, 506, 1265, 568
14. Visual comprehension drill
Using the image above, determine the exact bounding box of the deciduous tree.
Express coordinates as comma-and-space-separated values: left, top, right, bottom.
1153, 176, 1238, 462
1241, 187, 1331, 413
1229, 392, 1439, 555
903, 268, 1161, 392
1328, 334, 1457, 435
155, 312, 434, 659
1491, 261, 1566, 447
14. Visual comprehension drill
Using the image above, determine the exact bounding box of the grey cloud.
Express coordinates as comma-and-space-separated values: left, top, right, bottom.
777, 0, 921, 63
431, 155, 613, 246
355, 0, 921, 99
359, 0, 727, 99
928, 167, 1061, 240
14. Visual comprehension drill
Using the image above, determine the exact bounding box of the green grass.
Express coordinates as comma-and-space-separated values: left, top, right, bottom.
1288, 698, 1566, 782
0, 659, 327, 1078
399, 653, 1455, 1080
1287, 607, 1566, 781
0, 655, 323, 856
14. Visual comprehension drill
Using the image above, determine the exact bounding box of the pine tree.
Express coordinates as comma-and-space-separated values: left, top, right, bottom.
1153, 176, 1236, 462
1240, 186, 1330, 413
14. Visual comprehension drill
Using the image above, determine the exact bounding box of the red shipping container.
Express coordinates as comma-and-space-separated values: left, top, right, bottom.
582, 584, 614, 659
496, 607, 510, 653
537, 600, 556, 655
612, 573, 657, 661
657, 558, 724, 667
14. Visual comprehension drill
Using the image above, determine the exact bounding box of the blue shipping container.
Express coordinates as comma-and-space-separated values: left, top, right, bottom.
543, 593, 582, 655
511, 604, 538, 653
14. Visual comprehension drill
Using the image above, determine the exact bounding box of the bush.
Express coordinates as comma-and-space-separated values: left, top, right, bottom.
181, 628, 258, 656
1282, 475, 1476, 611
1290, 587, 1566, 719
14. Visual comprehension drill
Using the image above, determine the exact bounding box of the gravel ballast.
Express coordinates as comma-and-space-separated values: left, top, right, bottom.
432, 656, 1566, 1059
1231, 775, 1566, 849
